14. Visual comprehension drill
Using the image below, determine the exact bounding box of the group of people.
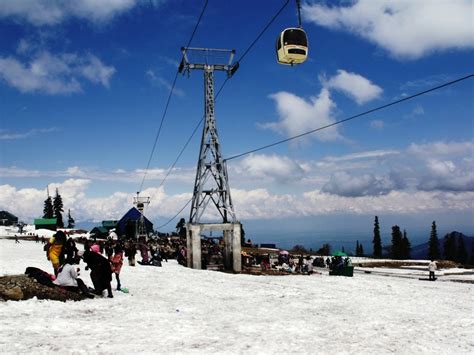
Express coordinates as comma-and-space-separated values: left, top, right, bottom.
327, 256, 352, 272
43, 231, 191, 299
44, 231, 123, 298
280, 256, 314, 274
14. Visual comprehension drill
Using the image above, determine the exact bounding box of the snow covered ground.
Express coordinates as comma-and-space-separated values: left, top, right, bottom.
1, 239, 473, 354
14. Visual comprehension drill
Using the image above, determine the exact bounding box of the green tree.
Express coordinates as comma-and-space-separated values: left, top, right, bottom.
291, 245, 308, 254
176, 218, 186, 238
67, 209, 75, 229
443, 233, 456, 261
43, 196, 54, 219
428, 221, 440, 260
316, 243, 331, 255
469, 241, 474, 266
355, 241, 364, 257
53, 188, 64, 228
401, 229, 411, 259
391, 225, 403, 259
455, 235, 468, 264
372, 216, 382, 258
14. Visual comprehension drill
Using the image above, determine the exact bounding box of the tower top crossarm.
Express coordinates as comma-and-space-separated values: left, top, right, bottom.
179, 47, 239, 77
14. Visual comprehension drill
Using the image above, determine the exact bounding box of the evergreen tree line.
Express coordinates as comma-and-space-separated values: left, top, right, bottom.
371, 216, 412, 259
43, 188, 75, 228
295, 217, 472, 263
443, 232, 471, 264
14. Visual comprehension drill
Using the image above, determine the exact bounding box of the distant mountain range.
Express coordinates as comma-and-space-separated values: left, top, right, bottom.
411, 231, 473, 260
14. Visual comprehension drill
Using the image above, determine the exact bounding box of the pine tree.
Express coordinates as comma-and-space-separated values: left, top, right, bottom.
428, 221, 440, 260
401, 229, 411, 259
356, 240, 360, 256
469, 241, 474, 266
176, 218, 186, 237
43, 196, 54, 219
359, 243, 364, 256
372, 216, 382, 258
455, 235, 468, 264
443, 233, 456, 261
67, 209, 75, 229
53, 188, 64, 228
391, 225, 403, 259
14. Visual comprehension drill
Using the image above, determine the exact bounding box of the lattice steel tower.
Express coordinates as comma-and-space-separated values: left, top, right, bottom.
179, 47, 239, 224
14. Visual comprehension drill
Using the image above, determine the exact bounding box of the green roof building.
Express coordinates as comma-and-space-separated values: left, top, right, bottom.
34, 218, 57, 231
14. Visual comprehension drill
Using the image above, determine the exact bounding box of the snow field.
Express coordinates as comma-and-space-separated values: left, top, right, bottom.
0, 239, 473, 354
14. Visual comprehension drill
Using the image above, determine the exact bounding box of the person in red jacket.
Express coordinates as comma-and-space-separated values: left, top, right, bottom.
110, 245, 124, 291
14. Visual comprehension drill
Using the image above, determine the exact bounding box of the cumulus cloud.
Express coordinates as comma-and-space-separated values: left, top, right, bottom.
2, 141, 473, 223
322, 69, 383, 105
0, 51, 115, 94
262, 69, 381, 142
322, 171, 400, 197
262, 88, 341, 143
0, 0, 152, 26
303, 0, 474, 59
317, 141, 474, 196
235, 154, 305, 183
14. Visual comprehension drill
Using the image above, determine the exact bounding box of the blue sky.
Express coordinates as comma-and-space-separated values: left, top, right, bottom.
0, 0, 473, 249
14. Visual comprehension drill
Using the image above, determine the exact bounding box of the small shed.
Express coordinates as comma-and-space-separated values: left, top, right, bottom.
0, 211, 18, 226
34, 218, 57, 231
89, 226, 109, 239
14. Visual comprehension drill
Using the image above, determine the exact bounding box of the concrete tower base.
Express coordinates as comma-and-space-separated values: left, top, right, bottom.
186, 222, 242, 272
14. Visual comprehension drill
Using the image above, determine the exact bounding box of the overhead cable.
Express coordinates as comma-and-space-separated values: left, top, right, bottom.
224, 73, 474, 162
155, 0, 290, 191
138, 0, 209, 193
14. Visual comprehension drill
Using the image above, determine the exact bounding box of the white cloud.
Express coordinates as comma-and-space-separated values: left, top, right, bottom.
408, 141, 473, 158
303, 0, 474, 59
235, 154, 305, 183
370, 120, 384, 130
2, 142, 473, 223
323, 150, 399, 163
0, 127, 59, 140
0, 0, 144, 26
0, 51, 115, 94
322, 171, 399, 197
262, 88, 342, 143
323, 69, 383, 105
146, 69, 184, 97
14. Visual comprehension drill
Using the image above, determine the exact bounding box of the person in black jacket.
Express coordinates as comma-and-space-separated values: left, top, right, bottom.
82, 249, 113, 298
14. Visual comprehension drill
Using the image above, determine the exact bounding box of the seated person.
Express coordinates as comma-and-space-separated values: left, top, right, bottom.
53, 254, 94, 298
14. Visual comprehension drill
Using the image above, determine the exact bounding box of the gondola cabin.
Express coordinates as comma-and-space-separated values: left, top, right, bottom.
276, 27, 308, 65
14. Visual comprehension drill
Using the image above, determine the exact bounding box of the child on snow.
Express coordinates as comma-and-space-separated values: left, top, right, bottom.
110, 245, 124, 291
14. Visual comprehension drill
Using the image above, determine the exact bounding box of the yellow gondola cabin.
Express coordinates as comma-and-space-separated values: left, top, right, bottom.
276, 27, 308, 65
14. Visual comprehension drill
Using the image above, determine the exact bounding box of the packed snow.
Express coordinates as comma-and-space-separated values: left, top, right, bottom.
0, 239, 473, 354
